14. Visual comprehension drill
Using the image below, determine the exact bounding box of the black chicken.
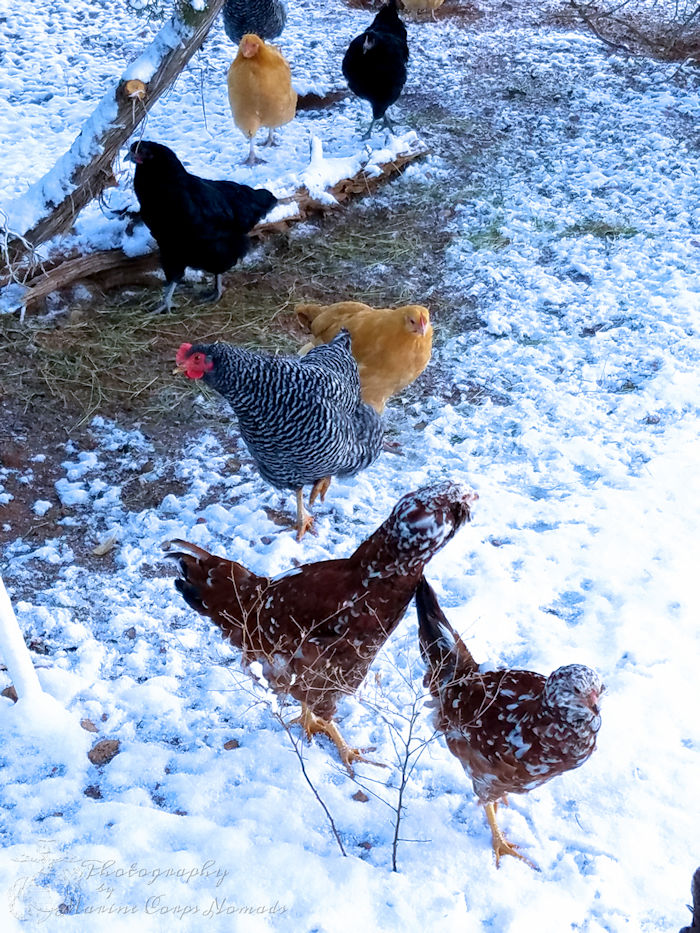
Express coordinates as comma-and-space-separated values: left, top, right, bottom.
126, 140, 277, 312
342, 0, 409, 138
222, 0, 287, 46
175, 332, 383, 539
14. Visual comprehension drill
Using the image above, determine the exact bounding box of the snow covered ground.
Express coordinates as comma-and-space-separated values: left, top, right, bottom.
1, 0, 699, 930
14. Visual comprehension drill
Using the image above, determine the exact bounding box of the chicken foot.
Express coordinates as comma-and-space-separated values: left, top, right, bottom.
242, 136, 266, 167
484, 802, 538, 871
295, 488, 315, 541
291, 704, 386, 776
198, 273, 224, 304
292, 479, 330, 541
363, 113, 396, 140
154, 280, 178, 314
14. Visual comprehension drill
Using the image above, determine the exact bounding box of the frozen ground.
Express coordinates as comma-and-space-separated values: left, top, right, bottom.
1, 0, 699, 930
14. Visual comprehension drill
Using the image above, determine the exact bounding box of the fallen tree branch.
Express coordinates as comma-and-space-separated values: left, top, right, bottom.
569, 0, 633, 52
570, 0, 700, 59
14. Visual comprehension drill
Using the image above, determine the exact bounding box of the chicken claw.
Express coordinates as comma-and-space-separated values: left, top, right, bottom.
484, 803, 539, 871
198, 273, 224, 305
242, 137, 266, 166
291, 704, 386, 775
295, 488, 315, 541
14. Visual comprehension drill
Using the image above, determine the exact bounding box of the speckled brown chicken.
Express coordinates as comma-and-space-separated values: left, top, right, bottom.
416, 576, 603, 868
163, 482, 476, 771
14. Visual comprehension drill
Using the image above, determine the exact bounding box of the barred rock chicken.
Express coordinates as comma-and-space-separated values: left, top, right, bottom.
175, 332, 382, 540
164, 481, 476, 771
127, 141, 276, 312
222, 0, 287, 46
227, 34, 297, 166
416, 577, 603, 869
342, 0, 409, 137
296, 300, 432, 413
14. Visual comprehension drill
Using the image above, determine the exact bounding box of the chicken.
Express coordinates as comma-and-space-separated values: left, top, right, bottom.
164, 481, 476, 771
342, 0, 409, 137
401, 0, 444, 21
126, 140, 276, 313
680, 868, 700, 933
227, 34, 297, 166
175, 332, 383, 540
222, 0, 287, 46
416, 577, 603, 869
296, 300, 432, 413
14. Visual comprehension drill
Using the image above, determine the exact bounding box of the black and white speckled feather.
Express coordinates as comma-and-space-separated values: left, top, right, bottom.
222, 0, 287, 46
185, 331, 383, 490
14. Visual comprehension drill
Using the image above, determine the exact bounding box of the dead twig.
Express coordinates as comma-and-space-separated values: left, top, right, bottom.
273, 709, 348, 858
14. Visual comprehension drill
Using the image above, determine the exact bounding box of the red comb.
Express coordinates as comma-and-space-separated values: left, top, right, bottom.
175, 343, 193, 366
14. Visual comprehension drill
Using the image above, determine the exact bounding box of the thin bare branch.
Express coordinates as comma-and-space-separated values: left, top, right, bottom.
273, 710, 347, 858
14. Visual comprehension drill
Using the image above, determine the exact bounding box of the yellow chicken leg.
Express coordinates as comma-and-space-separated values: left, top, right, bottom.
309, 476, 331, 505
295, 488, 314, 541
291, 704, 385, 775
484, 802, 538, 870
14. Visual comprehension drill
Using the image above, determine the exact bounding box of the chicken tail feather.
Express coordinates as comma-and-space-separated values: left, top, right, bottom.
174, 577, 205, 614
416, 576, 477, 688
162, 539, 256, 623
163, 538, 215, 562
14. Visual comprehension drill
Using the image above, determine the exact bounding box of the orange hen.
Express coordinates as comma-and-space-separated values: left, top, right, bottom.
227, 33, 297, 166
296, 300, 433, 413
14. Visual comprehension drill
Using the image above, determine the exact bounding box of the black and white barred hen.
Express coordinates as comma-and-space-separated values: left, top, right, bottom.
222, 0, 287, 46
175, 332, 383, 539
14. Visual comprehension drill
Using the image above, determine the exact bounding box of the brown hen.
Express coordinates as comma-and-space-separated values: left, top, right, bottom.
416, 577, 603, 869
164, 482, 476, 771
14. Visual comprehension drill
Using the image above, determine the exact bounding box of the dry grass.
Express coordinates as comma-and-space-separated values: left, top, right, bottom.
344, 0, 485, 25
0, 277, 299, 428
0, 181, 461, 428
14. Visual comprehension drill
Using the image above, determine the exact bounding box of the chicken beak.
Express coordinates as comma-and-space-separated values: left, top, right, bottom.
586, 688, 603, 716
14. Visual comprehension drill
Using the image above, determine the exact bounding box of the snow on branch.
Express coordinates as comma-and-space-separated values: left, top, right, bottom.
11, 133, 429, 315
